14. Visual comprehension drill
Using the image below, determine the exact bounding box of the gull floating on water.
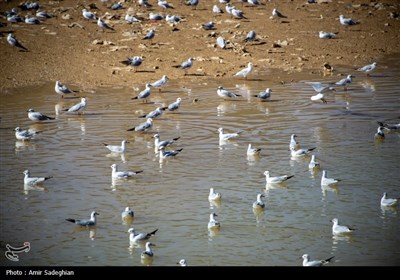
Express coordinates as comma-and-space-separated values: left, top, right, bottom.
55, 80, 77, 98
111, 163, 143, 179
321, 170, 341, 186
264, 171, 294, 184
339, 15, 358, 26
290, 146, 316, 158
63, 97, 87, 114
357, 62, 377, 76
128, 228, 158, 243
159, 146, 183, 159
177, 259, 187, 266
319, 31, 337, 39
308, 155, 320, 170
208, 213, 220, 229
377, 121, 399, 132
27, 109, 55, 121
252, 88, 271, 101
302, 254, 334, 267
218, 127, 243, 142
103, 140, 129, 153
23, 169, 52, 186
172, 57, 193, 75
7, 33, 28, 51
141, 242, 156, 260
14, 127, 40, 141
121, 207, 134, 220
153, 133, 180, 151
162, 97, 182, 112
234, 62, 253, 79
66, 211, 99, 227
381, 192, 398, 207
131, 84, 152, 103
217, 86, 241, 100
252, 193, 266, 209
127, 118, 153, 132
247, 143, 261, 156
208, 188, 222, 202
289, 134, 300, 151
331, 218, 355, 235
374, 126, 385, 139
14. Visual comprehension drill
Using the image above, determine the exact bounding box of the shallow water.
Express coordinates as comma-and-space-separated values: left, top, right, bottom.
0, 57, 399, 266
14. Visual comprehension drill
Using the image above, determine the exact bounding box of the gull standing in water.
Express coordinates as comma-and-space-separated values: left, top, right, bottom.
131, 84, 152, 103
111, 163, 143, 179
302, 254, 334, 266
264, 171, 294, 184
335, 74, 353, 90
128, 228, 158, 243
247, 143, 261, 156
233, 62, 253, 80
139, 107, 164, 119
23, 169, 52, 186
218, 127, 243, 142
55, 81, 77, 98
103, 140, 129, 153
162, 97, 182, 112
321, 170, 341, 186
153, 133, 180, 151
380, 192, 398, 207
127, 118, 153, 132
208, 213, 220, 229
331, 218, 355, 235
357, 62, 377, 76
27, 109, 55, 121
217, 86, 241, 100
252, 194, 265, 209
374, 126, 385, 139
63, 97, 87, 114
150, 75, 168, 92
253, 88, 271, 101
14, 127, 40, 141
66, 211, 99, 227
172, 57, 193, 75
7, 33, 28, 51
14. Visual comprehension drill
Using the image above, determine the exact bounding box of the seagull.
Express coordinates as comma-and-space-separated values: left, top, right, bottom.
139, 0, 152, 8
377, 121, 399, 131
131, 84, 152, 103
125, 14, 141, 23
247, 143, 261, 156
36, 10, 52, 18
244, 30, 256, 42
357, 62, 377, 76
82, 9, 96, 20
158, 0, 174, 9
290, 146, 316, 158
121, 207, 134, 219
111, 163, 143, 179
331, 218, 355, 235
186, 0, 199, 10
212, 5, 223, 14
308, 155, 320, 169
55, 81, 77, 98
111, 2, 123, 10
24, 15, 41, 24
149, 12, 164, 21
162, 97, 182, 112
319, 31, 337, 39
127, 118, 153, 132
103, 140, 129, 153
335, 74, 353, 90
27, 109, 55, 121
339, 15, 358, 26
14, 127, 40, 141
231, 7, 247, 19
234, 62, 253, 79
63, 97, 87, 114
23, 169, 52, 186
217, 86, 241, 99
97, 18, 115, 31
177, 259, 187, 266
252, 194, 265, 209
216, 36, 226, 49
253, 88, 271, 101
302, 254, 334, 267
218, 127, 243, 142
121, 56, 143, 72
208, 213, 220, 229
139, 107, 164, 119
289, 134, 300, 151
150, 75, 168, 91
306, 82, 336, 94
7, 34, 28, 51
66, 211, 99, 227
159, 147, 183, 159
321, 170, 341, 186
208, 188, 222, 202
202, 21, 215, 30
128, 228, 158, 243
272, 8, 287, 18
374, 126, 385, 139
143, 29, 155, 44
172, 57, 193, 75
380, 192, 398, 207
153, 133, 180, 150
264, 171, 294, 184
310, 92, 328, 103
141, 242, 156, 259
165, 15, 181, 24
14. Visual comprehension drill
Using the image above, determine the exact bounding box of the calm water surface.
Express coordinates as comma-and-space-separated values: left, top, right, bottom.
1, 57, 399, 266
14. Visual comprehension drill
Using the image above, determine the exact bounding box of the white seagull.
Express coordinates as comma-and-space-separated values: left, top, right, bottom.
374, 126, 385, 139
121, 207, 134, 219
208, 188, 222, 202
302, 254, 334, 267
63, 97, 87, 114
331, 218, 355, 235
290, 146, 316, 158
7, 33, 28, 51
311, 92, 328, 103
319, 31, 337, 39
208, 213, 220, 229
218, 127, 243, 142
127, 118, 153, 132
159, 147, 183, 159
66, 211, 99, 227
121, 56, 143, 72
217, 86, 241, 99
111, 163, 143, 179
23, 169, 52, 186
131, 84, 152, 103
27, 109, 55, 121
103, 140, 129, 153
253, 88, 271, 101
82, 9, 96, 20
357, 62, 377, 76
321, 170, 341, 186
97, 18, 115, 31
172, 57, 193, 75
380, 192, 398, 207
234, 62, 253, 79
252, 193, 266, 209
247, 143, 261, 156
153, 133, 180, 150
162, 97, 182, 112
272, 8, 287, 18
150, 75, 168, 91
128, 228, 158, 243
141, 242, 156, 259
289, 134, 300, 151
377, 121, 399, 132
216, 36, 226, 49
14, 127, 40, 141
139, 107, 164, 119
335, 74, 353, 90
339, 15, 358, 26
55, 81, 77, 98
308, 155, 320, 169
264, 171, 294, 184
306, 82, 336, 94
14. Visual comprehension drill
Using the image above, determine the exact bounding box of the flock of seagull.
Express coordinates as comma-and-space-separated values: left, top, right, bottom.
5, 0, 400, 267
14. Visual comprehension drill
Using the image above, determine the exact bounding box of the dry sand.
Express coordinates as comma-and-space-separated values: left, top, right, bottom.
0, 0, 399, 91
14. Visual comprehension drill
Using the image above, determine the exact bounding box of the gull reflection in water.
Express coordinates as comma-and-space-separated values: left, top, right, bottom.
208, 227, 220, 241
23, 183, 48, 195
106, 152, 127, 163
209, 199, 221, 210
217, 101, 237, 116
15, 140, 37, 153
321, 184, 339, 197
73, 226, 97, 241
253, 207, 266, 224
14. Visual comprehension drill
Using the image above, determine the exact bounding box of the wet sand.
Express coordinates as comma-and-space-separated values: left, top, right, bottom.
0, 0, 399, 90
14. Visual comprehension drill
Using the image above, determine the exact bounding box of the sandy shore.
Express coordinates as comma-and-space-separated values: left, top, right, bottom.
0, 0, 399, 91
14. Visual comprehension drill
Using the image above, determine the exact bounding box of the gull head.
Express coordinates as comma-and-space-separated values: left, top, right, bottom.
14, 127, 22, 132
331, 218, 338, 224
153, 133, 160, 139
218, 127, 224, 133
128, 228, 135, 234
23, 170, 30, 175
110, 163, 117, 170
302, 254, 309, 261
27, 108, 35, 112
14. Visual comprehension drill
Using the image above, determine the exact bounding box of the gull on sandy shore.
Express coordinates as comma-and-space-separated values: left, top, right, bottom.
253, 88, 271, 101
25, 15, 41, 24
63, 97, 87, 114
7, 34, 28, 51
14, 127, 40, 141
234, 62, 253, 79
111, 163, 143, 179
97, 18, 115, 31
66, 211, 99, 227
158, 0, 174, 9
143, 29, 155, 44
149, 12, 164, 21
217, 86, 241, 100
150, 75, 168, 91
357, 62, 377, 76
121, 56, 143, 72
264, 171, 294, 184
172, 57, 193, 75
339, 15, 358, 26
319, 31, 337, 39
272, 8, 287, 18
103, 140, 129, 153
321, 170, 341, 186
216, 36, 226, 49
125, 14, 141, 23
23, 169, 52, 186
380, 192, 398, 207
186, 0, 199, 10
302, 254, 334, 267
202, 21, 215, 30
27, 109, 55, 121
82, 9, 96, 20
244, 30, 256, 42
331, 218, 355, 235
252, 193, 265, 209
212, 5, 223, 14
127, 118, 153, 132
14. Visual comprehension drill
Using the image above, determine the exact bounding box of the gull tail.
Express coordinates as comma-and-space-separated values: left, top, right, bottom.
173, 137, 180, 141
66, 219, 76, 223
172, 65, 181, 68
323, 256, 335, 264
127, 127, 135, 131
286, 175, 295, 180
131, 96, 139, 100
44, 176, 53, 181
308, 147, 317, 152
134, 170, 144, 174
103, 143, 109, 146
149, 229, 158, 236
121, 60, 131, 66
